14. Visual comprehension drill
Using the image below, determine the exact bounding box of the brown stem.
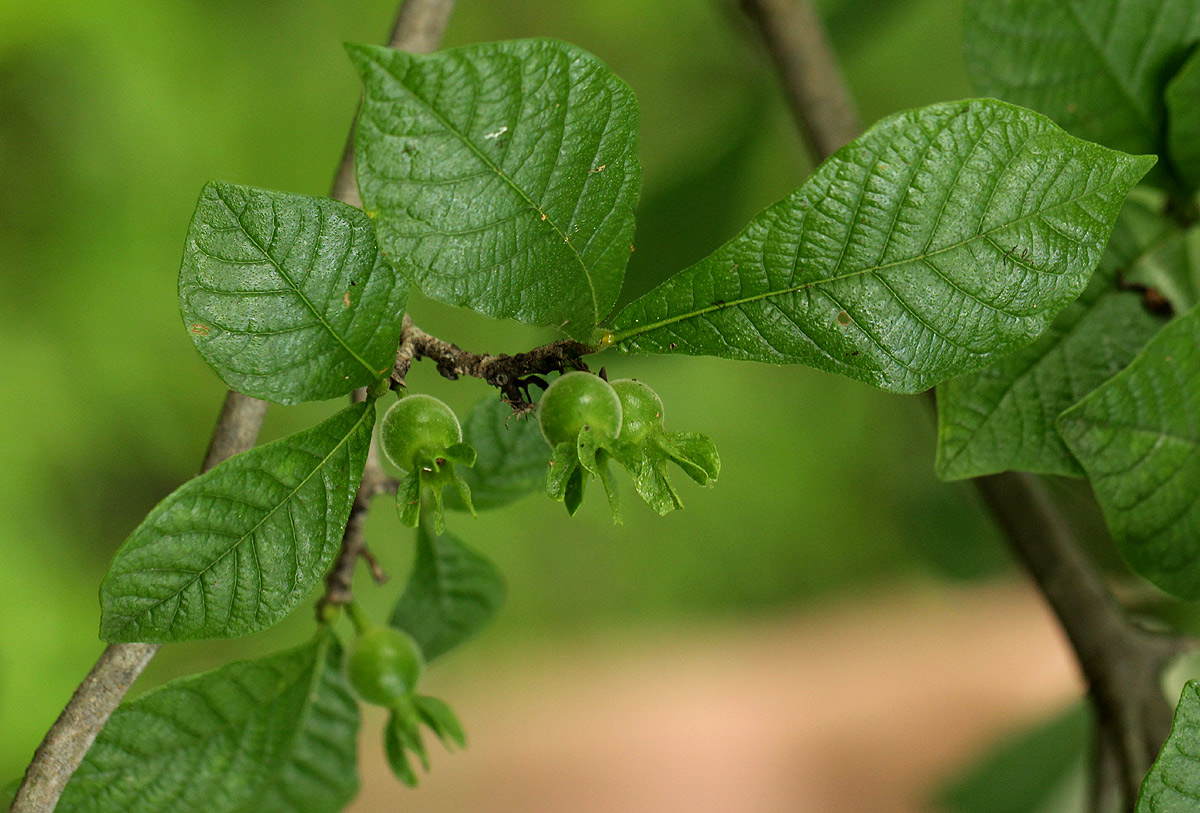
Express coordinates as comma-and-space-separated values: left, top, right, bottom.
10, 2, 457, 811
317, 391, 398, 614
737, 1, 1192, 808
737, 0, 859, 162
393, 313, 595, 405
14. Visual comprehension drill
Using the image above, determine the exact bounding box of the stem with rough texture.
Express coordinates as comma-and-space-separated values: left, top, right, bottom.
9, 2, 457, 811
736, 1, 1192, 809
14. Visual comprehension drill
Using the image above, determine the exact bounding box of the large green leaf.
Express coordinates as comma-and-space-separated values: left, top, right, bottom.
1138, 681, 1200, 811
390, 520, 505, 662
57, 633, 359, 813
965, 0, 1200, 163
350, 40, 640, 341
935, 201, 1170, 480
448, 396, 550, 511
1166, 46, 1200, 193
100, 402, 374, 642
180, 182, 407, 405
1058, 303, 1200, 598
611, 100, 1154, 393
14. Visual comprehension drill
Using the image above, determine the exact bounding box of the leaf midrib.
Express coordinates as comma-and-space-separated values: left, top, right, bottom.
211, 186, 379, 379
363, 48, 600, 320
109, 406, 371, 636
611, 169, 1133, 345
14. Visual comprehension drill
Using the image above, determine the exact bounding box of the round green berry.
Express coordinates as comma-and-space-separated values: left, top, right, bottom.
611, 379, 664, 444
537, 372, 623, 446
346, 625, 424, 707
380, 394, 462, 471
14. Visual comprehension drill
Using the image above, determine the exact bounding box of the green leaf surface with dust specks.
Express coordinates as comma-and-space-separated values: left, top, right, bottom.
611, 100, 1154, 393
350, 40, 640, 341
180, 181, 406, 405
965, 0, 1200, 166
1139, 681, 1200, 811
390, 519, 505, 662
100, 402, 374, 642
57, 633, 359, 813
935, 200, 1170, 480
1058, 304, 1200, 599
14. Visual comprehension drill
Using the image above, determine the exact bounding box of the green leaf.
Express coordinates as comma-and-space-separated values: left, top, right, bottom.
390, 519, 505, 662
1139, 681, 1200, 811
1167, 46, 1200, 193
448, 398, 551, 512
349, 40, 640, 340
384, 711, 422, 787
57, 633, 359, 813
936, 201, 1171, 480
1127, 223, 1200, 314
965, 0, 1200, 163
936, 702, 1089, 813
610, 100, 1154, 393
413, 695, 467, 750
100, 402, 374, 642
1058, 303, 1200, 598
180, 181, 406, 405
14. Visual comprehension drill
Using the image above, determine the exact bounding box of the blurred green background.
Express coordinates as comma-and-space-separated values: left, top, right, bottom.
0, 0, 1014, 790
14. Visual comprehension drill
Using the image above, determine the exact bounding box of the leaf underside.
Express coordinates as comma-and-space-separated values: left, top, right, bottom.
1058, 303, 1200, 599
448, 397, 551, 511
57, 634, 359, 813
351, 40, 641, 341
100, 402, 374, 642
935, 200, 1170, 480
390, 519, 506, 662
612, 99, 1154, 393
180, 181, 406, 405
965, 0, 1200, 163
1138, 681, 1200, 811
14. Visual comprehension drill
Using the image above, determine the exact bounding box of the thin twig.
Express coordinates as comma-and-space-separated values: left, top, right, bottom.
318, 390, 399, 613
737, 0, 859, 161
10, 2, 457, 811
736, 1, 1192, 809
394, 313, 594, 405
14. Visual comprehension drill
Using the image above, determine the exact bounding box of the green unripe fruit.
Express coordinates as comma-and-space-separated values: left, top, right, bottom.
347, 625, 424, 706
380, 394, 462, 471
537, 371, 623, 446
611, 379, 664, 444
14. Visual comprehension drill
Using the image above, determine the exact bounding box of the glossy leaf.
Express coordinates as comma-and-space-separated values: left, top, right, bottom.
449, 397, 551, 511
1166, 46, 1200, 193
101, 402, 374, 642
350, 40, 640, 340
936, 201, 1170, 480
611, 100, 1154, 393
965, 0, 1200, 162
1139, 681, 1200, 811
57, 634, 359, 813
180, 182, 406, 404
1058, 304, 1200, 598
390, 520, 505, 661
